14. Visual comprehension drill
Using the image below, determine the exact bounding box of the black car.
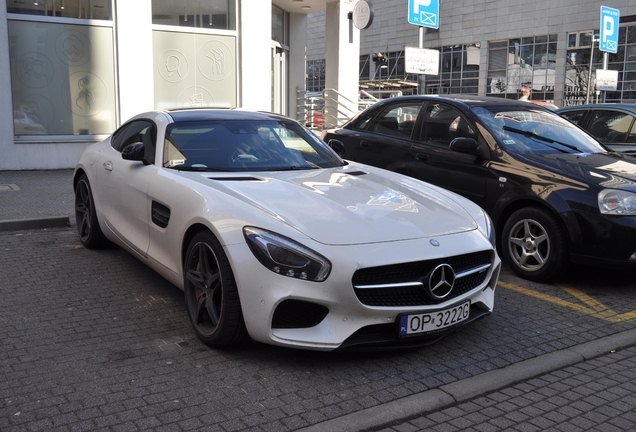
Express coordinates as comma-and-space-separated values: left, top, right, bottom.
322, 95, 636, 282
556, 104, 636, 156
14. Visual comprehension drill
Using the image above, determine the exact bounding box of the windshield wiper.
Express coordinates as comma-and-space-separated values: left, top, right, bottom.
503, 125, 582, 153
269, 165, 314, 171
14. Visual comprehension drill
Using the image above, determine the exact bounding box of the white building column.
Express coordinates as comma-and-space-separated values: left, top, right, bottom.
114, 0, 154, 123
289, 13, 307, 120
239, 0, 271, 111
324, 0, 359, 127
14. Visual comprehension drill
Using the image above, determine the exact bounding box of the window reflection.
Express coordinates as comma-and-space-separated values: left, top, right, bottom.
7, 0, 112, 20
152, 0, 235, 30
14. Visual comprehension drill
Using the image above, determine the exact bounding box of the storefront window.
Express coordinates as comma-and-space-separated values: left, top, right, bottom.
7, 0, 112, 20
153, 31, 237, 109
8, 19, 116, 136
152, 0, 235, 30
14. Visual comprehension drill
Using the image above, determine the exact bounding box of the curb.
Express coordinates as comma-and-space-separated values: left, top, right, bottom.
0, 216, 70, 232
297, 328, 636, 432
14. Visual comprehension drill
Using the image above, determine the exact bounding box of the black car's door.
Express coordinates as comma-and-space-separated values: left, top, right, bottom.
407, 102, 488, 208
336, 100, 424, 172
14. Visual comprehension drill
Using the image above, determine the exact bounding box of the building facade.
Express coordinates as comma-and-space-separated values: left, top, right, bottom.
1, 0, 341, 170
307, 0, 636, 107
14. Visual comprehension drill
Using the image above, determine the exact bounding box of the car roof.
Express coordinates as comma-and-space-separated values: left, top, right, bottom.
371, 94, 551, 111
557, 103, 636, 112
162, 108, 294, 123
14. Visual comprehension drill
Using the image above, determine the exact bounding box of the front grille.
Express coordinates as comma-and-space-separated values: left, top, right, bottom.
352, 250, 492, 307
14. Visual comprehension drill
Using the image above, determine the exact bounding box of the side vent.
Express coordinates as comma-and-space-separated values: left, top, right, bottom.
151, 201, 171, 228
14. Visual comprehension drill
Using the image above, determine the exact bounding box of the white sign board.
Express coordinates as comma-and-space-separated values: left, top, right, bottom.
405, 47, 439, 75
595, 69, 619, 91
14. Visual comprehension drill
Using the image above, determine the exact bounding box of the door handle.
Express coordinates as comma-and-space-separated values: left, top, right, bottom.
359, 140, 370, 148
415, 153, 428, 161
103, 161, 113, 171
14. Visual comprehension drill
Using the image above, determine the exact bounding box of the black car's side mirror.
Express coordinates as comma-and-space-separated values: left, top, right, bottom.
328, 139, 346, 157
122, 142, 150, 165
449, 137, 489, 160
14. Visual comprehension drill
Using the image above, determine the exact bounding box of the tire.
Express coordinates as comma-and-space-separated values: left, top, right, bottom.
74, 174, 110, 248
501, 207, 569, 282
184, 231, 248, 347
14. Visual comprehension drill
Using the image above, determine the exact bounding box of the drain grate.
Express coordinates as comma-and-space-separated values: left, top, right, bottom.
0, 184, 21, 192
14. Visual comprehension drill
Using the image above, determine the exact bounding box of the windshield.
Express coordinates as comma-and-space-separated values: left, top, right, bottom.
163, 120, 344, 171
473, 106, 607, 155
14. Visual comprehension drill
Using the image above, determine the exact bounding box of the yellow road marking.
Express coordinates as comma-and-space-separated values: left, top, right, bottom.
497, 281, 636, 323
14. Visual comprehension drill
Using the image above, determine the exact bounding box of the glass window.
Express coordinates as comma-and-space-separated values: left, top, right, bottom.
420, 103, 474, 146
558, 110, 587, 125
112, 120, 157, 163
151, 0, 235, 30
272, 5, 287, 45
588, 111, 634, 144
368, 102, 423, 139
153, 31, 237, 109
8, 19, 116, 136
7, 0, 112, 20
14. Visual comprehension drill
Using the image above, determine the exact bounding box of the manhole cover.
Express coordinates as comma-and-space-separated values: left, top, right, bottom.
0, 184, 21, 191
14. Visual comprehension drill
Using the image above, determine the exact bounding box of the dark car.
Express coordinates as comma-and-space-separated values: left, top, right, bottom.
322, 95, 636, 282
556, 104, 636, 155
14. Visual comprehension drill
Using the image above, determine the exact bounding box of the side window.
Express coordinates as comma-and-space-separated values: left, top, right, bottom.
420, 103, 476, 146
588, 111, 633, 143
111, 120, 157, 163
628, 120, 636, 143
365, 102, 423, 139
559, 110, 586, 125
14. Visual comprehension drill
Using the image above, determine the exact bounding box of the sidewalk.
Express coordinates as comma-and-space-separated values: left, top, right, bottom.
2, 169, 636, 431
0, 169, 75, 231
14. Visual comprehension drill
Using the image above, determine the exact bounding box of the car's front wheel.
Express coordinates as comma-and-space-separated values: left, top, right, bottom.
502, 207, 568, 282
74, 174, 110, 248
184, 231, 248, 347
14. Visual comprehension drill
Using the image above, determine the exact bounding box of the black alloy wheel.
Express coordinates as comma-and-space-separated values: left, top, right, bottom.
74, 174, 110, 248
184, 231, 248, 347
502, 207, 569, 282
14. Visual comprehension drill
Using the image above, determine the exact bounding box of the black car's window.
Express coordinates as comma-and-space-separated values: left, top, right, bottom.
163, 120, 343, 171
419, 103, 476, 146
588, 110, 635, 144
629, 120, 636, 143
559, 110, 586, 125
362, 102, 422, 139
111, 120, 157, 162
474, 106, 606, 155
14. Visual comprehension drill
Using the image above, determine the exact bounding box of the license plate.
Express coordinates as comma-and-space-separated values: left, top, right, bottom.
398, 301, 471, 337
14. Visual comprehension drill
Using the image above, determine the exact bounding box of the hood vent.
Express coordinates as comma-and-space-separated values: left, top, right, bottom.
208, 176, 263, 182
345, 171, 367, 176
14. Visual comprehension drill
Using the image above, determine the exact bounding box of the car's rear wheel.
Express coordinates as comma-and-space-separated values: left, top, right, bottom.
74, 174, 110, 248
502, 207, 568, 282
184, 231, 248, 347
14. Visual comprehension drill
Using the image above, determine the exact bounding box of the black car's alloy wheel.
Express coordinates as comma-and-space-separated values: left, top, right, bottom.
184, 231, 247, 347
74, 174, 110, 248
502, 207, 568, 282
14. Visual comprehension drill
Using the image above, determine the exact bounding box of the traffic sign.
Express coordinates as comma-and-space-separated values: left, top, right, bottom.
600, 6, 620, 53
405, 47, 439, 75
408, 0, 439, 29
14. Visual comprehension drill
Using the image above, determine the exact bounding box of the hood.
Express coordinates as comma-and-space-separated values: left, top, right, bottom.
188, 165, 478, 246
521, 152, 636, 190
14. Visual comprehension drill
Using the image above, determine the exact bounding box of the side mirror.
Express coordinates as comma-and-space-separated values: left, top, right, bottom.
449, 137, 489, 160
122, 142, 150, 165
328, 139, 346, 157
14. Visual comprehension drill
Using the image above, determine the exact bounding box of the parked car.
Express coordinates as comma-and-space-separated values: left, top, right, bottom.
321, 95, 636, 282
73, 108, 501, 351
556, 103, 636, 155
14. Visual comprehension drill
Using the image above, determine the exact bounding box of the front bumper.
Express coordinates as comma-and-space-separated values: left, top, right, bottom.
226, 232, 501, 351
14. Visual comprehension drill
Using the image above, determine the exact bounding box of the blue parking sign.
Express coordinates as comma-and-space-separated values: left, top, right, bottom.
408, 0, 439, 29
600, 6, 620, 53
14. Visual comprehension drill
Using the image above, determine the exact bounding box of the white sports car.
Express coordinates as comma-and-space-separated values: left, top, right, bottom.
73, 109, 501, 351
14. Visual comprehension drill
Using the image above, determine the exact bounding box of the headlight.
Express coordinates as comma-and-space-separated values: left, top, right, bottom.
476, 210, 496, 247
598, 189, 636, 215
243, 227, 331, 282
